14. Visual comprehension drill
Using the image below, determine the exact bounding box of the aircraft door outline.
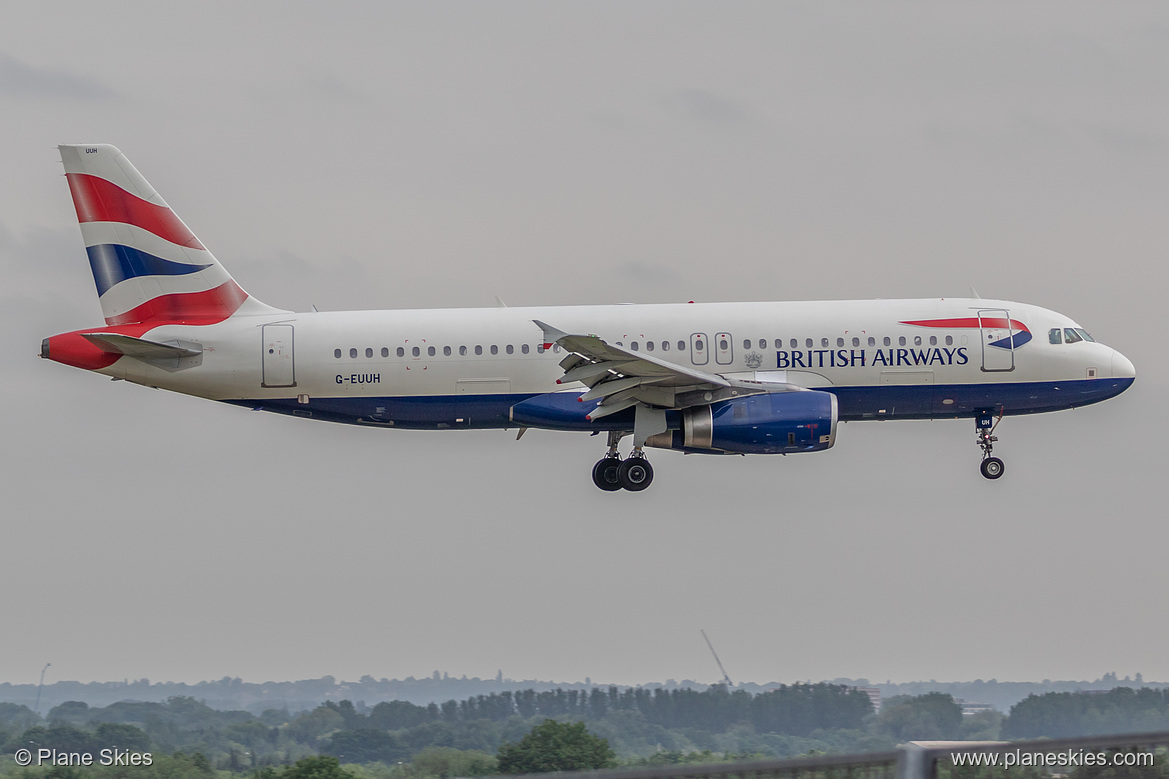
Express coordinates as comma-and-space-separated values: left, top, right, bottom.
690, 333, 709, 365
262, 324, 296, 387
715, 332, 733, 365
978, 308, 1015, 372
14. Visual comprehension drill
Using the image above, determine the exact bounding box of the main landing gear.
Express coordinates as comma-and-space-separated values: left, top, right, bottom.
592, 431, 654, 492
976, 409, 1005, 480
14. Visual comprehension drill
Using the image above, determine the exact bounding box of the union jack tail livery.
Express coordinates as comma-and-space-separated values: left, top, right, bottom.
59, 144, 279, 325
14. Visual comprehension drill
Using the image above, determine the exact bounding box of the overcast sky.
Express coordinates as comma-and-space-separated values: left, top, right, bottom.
1, 2, 1166, 690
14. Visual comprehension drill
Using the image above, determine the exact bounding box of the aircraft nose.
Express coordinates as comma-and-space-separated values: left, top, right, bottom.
1111, 349, 1136, 379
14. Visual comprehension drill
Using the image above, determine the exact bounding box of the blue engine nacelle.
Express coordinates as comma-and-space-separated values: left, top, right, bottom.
645, 390, 838, 455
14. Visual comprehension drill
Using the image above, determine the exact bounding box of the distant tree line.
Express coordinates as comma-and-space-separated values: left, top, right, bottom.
1005, 688, 1169, 738
7, 684, 1169, 775
355, 683, 872, 735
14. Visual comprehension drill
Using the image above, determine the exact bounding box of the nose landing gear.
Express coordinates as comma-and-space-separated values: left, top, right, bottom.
591, 431, 655, 492
976, 409, 1005, 480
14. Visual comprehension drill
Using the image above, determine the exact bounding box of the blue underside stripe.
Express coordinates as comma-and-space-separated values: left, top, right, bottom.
228, 377, 1134, 433
87, 244, 212, 297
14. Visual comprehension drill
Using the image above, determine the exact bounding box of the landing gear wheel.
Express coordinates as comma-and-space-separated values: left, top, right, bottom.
980, 457, 1005, 480
618, 457, 654, 491
592, 457, 623, 491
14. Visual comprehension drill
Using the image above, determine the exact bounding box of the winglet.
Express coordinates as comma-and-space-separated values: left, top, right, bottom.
533, 319, 567, 351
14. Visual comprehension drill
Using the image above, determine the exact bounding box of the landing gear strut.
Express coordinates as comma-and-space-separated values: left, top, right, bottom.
976, 409, 1005, 480
591, 431, 654, 492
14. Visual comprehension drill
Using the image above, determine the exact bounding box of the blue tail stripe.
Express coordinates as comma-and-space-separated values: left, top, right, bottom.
87, 244, 212, 297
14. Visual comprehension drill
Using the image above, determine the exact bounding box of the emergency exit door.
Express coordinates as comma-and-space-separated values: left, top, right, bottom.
262, 324, 296, 387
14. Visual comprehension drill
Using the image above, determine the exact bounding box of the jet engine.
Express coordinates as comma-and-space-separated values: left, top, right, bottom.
645, 390, 837, 455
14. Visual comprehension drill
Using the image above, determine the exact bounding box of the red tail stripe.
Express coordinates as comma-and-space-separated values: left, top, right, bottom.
66, 173, 205, 250
104, 281, 248, 326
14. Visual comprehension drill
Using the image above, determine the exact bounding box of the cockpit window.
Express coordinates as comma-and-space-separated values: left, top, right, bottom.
1049, 328, 1062, 345
1076, 328, 1095, 342
1064, 328, 1083, 344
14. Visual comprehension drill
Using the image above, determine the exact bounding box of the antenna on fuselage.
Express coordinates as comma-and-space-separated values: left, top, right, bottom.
701, 629, 733, 688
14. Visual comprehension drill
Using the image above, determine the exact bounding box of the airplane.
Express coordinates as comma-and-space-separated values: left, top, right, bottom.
41, 144, 1136, 492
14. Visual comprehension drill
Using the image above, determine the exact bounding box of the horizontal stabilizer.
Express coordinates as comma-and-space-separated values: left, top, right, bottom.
81, 333, 202, 359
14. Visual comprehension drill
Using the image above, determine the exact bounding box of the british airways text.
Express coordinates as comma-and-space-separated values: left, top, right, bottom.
776, 347, 969, 369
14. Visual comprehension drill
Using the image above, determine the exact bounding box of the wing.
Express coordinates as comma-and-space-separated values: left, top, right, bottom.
533, 320, 802, 420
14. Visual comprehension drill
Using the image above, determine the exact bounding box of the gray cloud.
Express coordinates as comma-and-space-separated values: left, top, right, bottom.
664, 88, 758, 126
0, 53, 118, 100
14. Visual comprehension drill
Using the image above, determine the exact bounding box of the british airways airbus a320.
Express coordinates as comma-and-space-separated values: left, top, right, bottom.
41, 145, 1135, 491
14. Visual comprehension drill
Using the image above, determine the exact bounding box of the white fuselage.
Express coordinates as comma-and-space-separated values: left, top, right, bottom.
86, 297, 1133, 431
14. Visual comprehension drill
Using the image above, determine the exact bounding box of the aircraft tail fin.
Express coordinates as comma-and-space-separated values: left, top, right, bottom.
58, 144, 285, 326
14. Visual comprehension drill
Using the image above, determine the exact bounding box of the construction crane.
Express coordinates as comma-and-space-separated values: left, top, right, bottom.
700, 630, 733, 688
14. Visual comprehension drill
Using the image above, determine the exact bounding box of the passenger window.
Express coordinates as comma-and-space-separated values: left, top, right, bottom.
381, 347, 389, 357
719, 338, 728, 350
521, 344, 529, 354
334, 349, 342, 359
913, 336, 922, 346
490, 345, 498, 355
852, 337, 860, 347
412, 346, 420, 357
506, 344, 514, 354
791, 339, 798, 348
475, 345, 483, 355
929, 336, 937, 346
1064, 328, 1083, 344
363, 347, 372, 358
883, 337, 891, 346
805, 338, 813, 348
349, 348, 358, 358
1049, 328, 1062, 345
631, 341, 639, 351
821, 337, 829, 348
443, 346, 451, 356
867, 337, 875, 347
759, 339, 766, 350
945, 335, 953, 346
537, 344, 545, 353
662, 341, 670, 351
396, 347, 405, 357
428, 346, 436, 356
898, 336, 906, 346
459, 345, 467, 356
742, 339, 750, 349
645, 341, 654, 352
836, 337, 844, 347
553, 345, 561, 353
677, 341, 686, 350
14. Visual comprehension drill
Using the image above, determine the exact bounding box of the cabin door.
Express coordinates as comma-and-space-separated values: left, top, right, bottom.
262, 324, 296, 387
978, 309, 1015, 372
